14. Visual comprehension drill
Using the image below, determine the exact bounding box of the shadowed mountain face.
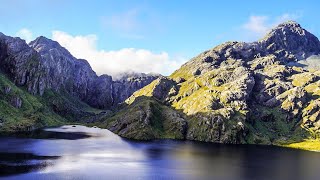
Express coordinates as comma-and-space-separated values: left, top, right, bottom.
0, 33, 158, 132
101, 21, 320, 145
0, 34, 158, 109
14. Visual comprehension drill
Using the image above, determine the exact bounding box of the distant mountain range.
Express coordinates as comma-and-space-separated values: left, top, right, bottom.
1, 21, 320, 150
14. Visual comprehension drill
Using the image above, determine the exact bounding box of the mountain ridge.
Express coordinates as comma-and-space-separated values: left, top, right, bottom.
1, 21, 320, 151
100, 21, 320, 149
0, 32, 158, 132
0, 33, 159, 109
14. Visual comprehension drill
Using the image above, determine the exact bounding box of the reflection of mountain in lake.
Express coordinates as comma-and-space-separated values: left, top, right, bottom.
1, 125, 320, 180
0, 152, 60, 177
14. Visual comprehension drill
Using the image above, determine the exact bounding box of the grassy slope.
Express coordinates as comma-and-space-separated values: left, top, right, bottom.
283, 139, 320, 152
1, 61, 320, 152
97, 96, 186, 140
115, 62, 320, 151
0, 73, 63, 132
0, 72, 102, 133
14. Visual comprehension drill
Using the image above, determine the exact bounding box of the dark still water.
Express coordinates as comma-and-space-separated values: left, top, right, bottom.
0, 126, 320, 180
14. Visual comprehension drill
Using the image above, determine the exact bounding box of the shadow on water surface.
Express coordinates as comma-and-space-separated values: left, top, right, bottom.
0, 152, 60, 177
2, 128, 93, 140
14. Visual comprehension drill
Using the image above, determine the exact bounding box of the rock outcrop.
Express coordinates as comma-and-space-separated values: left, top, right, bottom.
0, 33, 44, 95
105, 21, 320, 144
112, 72, 160, 105
103, 96, 187, 140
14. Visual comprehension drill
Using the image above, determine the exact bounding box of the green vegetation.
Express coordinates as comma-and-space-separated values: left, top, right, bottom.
291, 71, 320, 87
41, 90, 103, 121
170, 63, 194, 80
249, 105, 306, 141
305, 81, 320, 96
97, 96, 186, 140
0, 72, 102, 133
283, 139, 320, 151
3, 20, 320, 153
0, 73, 64, 132
125, 79, 161, 104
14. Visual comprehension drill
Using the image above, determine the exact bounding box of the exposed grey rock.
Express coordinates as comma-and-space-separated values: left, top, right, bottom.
259, 21, 320, 61
289, 55, 320, 71
174, 21, 320, 80
112, 73, 158, 105
118, 21, 320, 144
3, 21, 320, 145
4, 86, 11, 94
0, 34, 43, 95
108, 96, 187, 140
29, 36, 110, 107
151, 77, 178, 102
0, 117, 4, 127
0, 34, 158, 109
10, 96, 22, 108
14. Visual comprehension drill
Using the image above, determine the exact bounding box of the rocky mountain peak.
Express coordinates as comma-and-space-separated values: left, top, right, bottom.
0, 32, 159, 109
171, 21, 320, 82
29, 36, 74, 59
29, 36, 58, 49
0, 33, 33, 55
119, 21, 320, 145
262, 20, 305, 40
260, 21, 320, 59
275, 20, 301, 29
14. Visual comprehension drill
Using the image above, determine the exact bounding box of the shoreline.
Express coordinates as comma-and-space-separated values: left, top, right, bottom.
1, 124, 320, 152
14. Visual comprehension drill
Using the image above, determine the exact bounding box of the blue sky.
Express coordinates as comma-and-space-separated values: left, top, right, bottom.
1, 0, 320, 76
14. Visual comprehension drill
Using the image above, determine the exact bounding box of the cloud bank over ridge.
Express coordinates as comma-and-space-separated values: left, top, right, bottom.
52, 31, 186, 77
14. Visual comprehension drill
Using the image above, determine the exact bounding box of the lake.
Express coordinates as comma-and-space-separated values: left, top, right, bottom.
0, 125, 320, 180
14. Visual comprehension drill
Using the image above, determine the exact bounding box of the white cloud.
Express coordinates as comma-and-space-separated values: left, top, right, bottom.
16, 28, 33, 43
52, 31, 186, 77
241, 13, 302, 41
242, 16, 269, 36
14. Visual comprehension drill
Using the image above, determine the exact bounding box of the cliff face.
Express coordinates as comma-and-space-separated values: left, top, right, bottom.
2, 21, 320, 149
112, 73, 160, 105
28, 36, 114, 109
103, 21, 320, 145
0, 33, 44, 94
0, 34, 157, 110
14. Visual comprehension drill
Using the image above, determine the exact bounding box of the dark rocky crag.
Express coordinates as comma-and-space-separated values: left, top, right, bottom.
101, 21, 320, 145
0, 34, 158, 109
0, 33, 157, 132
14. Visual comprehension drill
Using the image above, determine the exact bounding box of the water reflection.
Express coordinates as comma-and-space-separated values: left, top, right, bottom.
0, 152, 59, 177
1, 125, 320, 180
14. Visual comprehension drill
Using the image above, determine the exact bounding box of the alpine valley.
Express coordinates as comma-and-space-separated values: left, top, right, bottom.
1, 21, 320, 151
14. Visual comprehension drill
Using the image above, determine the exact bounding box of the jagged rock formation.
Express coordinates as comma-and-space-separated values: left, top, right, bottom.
0, 34, 158, 109
0, 33, 43, 94
0, 33, 158, 132
104, 21, 320, 145
29, 36, 114, 108
2, 21, 320, 148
